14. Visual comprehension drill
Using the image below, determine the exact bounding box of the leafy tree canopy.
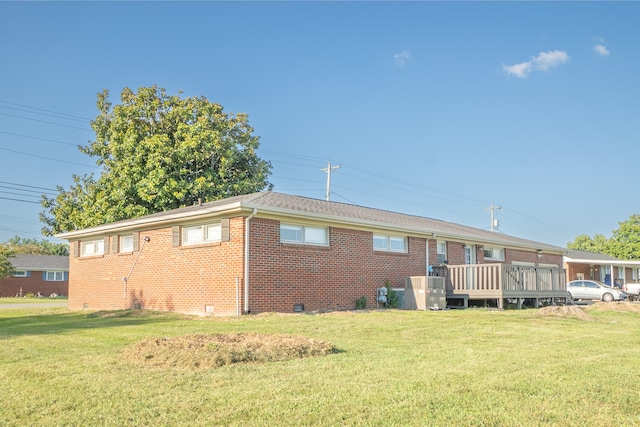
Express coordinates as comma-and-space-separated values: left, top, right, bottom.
567, 214, 640, 260
0, 244, 15, 280
567, 234, 610, 254
41, 86, 272, 235
5, 235, 69, 256
607, 214, 640, 260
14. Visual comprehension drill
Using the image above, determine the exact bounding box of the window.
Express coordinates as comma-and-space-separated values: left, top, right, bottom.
45, 271, 64, 281
120, 235, 134, 252
13, 270, 27, 277
437, 241, 447, 264
183, 222, 222, 246
373, 234, 407, 253
280, 224, 328, 245
483, 247, 505, 261
81, 239, 104, 256
633, 268, 638, 281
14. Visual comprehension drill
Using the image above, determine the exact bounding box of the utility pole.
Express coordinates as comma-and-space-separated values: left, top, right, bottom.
486, 204, 501, 232
321, 160, 340, 201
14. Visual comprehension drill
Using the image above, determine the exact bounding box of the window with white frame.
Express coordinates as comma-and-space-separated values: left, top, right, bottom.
633, 268, 638, 281
437, 241, 447, 264
120, 234, 134, 252
280, 224, 328, 245
182, 222, 222, 246
81, 239, 104, 256
483, 247, 505, 261
45, 271, 64, 281
13, 270, 27, 277
373, 234, 407, 253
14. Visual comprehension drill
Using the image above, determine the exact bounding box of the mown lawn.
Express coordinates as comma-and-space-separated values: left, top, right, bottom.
1, 304, 640, 426
0, 297, 67, 304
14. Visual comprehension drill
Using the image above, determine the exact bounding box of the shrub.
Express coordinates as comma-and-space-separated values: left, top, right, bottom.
385, 280, 400, 309
355, 296, 367, 310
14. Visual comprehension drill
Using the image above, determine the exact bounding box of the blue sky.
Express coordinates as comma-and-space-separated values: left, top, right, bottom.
1, 1, 638, 248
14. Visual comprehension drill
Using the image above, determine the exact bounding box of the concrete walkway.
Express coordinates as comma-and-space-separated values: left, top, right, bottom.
0, 301, 68, 310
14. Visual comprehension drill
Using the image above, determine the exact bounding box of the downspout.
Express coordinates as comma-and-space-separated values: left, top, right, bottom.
244, 208, 258, 314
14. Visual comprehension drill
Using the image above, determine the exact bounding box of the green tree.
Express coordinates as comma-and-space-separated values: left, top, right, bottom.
567, 234, 610, 254
607, 214, 640, 260
0, 244, 15, 280
5, 235, 69, 256
41, 86, 272, 235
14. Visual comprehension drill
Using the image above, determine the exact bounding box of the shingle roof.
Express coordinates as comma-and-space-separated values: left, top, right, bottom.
57, 191, 565, 252
10, 254, 69, 270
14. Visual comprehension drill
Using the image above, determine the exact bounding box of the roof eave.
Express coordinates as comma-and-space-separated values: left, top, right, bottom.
55, 201, 245, 240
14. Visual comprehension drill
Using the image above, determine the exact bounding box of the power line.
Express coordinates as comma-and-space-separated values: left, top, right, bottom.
0, 99, 91, 121
0, 181, 57, 192
0, 112, 91, 132
0, 146, 97, 168
0, 104, 89, 123
0, 130, 80, 147
0, 196, 41, 204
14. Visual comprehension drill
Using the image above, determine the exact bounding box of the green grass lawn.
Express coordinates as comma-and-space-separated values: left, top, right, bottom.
1, 305, 640, 426
0, 296, 68, 304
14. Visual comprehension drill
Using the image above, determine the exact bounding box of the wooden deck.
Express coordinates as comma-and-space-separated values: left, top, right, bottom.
432, 264, 568, 308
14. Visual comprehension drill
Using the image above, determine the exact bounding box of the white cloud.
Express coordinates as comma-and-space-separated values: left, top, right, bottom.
394, 50, 411, 66
593, 37, 610, 56
503, 49, 569, 78
502, 62, 533, 78
594, 44, 610, 56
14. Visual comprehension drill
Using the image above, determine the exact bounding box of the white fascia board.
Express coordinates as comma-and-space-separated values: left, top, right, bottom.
55, 202, 244, 240
243, 203, 565, 254
565, 258, 640, 266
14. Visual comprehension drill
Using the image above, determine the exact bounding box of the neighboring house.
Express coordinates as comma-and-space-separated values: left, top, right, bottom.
0, 254, 69, 297
57, 192, 567, 315
564, 250, 640, 288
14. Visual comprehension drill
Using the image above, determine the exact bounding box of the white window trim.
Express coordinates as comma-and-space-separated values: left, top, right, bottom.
45, 271, 65, 281
81, 239, 104, 257
182, 222, 222, 246
280, 224, 329, 246
484, 247, 505, 261
13, 270, 27, 277
120, 234, 134, 253
437, 241, 447, 264
373, 234, 408, 253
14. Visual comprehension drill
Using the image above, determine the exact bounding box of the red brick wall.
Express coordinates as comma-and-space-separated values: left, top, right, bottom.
505, 248, 563, 266
0, 274, 68, 297
67, 214, 564, 315
247, 219, 427, 313
68, 218, 246, 316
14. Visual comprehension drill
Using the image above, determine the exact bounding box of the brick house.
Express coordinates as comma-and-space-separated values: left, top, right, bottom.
57, 192, 566, 315
564, 249, 640, 288
0, 254, 69, 297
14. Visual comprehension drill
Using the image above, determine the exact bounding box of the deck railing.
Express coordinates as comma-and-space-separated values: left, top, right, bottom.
433, 264, 566, 293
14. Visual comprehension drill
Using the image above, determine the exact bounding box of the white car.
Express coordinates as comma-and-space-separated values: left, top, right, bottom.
566, 280, 627, 302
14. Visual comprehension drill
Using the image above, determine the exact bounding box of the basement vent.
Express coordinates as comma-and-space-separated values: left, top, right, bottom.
205, 305, 214, 314
293, 304, 304, 313
83, 303, 88, 309
133, 303, 142, 309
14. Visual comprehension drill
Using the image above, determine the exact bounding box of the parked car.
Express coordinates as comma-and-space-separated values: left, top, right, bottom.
622, 283, 640, 301
566, 280, 627, 302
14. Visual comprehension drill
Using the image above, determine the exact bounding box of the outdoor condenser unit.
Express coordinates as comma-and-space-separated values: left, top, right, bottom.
404, 276, 446, 310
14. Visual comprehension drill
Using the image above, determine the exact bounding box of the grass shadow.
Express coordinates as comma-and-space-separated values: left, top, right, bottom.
0, 309, 183, 338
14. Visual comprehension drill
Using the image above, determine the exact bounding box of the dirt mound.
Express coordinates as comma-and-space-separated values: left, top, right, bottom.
121, 333, 335, 369
586, 301, 640, 312
536, 305, 596, 321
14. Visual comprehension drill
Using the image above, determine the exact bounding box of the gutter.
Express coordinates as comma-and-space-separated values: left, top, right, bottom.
244, 208, 258, 314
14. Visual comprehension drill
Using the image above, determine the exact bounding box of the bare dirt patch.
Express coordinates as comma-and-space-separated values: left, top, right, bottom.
121, 333, 336, 369
585, 301, 640, 313
536, 305, 596, 321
